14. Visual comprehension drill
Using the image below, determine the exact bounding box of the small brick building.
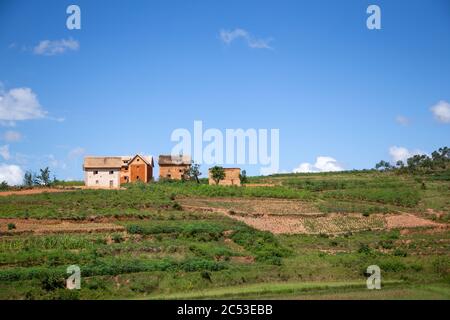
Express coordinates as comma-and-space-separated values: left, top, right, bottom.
158, 155, 191, 180
208, 168, 241, 186
120, 155, 154, 184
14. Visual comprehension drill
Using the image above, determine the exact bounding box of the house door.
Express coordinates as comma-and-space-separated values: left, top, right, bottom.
109, 180, 114, 188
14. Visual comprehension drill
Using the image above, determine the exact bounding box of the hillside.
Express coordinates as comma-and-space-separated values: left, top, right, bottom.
0, 170, 448, 299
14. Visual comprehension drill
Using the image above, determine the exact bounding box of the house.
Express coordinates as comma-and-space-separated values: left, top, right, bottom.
83, 154, 154, 188
208, 168, 241, 186
83, 157, 122, 188
158, 155, 191, 180
119, 155, 154, 184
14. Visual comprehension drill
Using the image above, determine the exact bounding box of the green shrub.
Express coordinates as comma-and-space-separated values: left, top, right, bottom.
379, 259, 406, 272
379, 240, 394, 249
112, 233, 124, 243
393, 249, 408, 257
41, 273, 65, 291
432, 257, 449, 276
230, 226, 290, 264
357, 243, 372, 255
172, 202, 182, 211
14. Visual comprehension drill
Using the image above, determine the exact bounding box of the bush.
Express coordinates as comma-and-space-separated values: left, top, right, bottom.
7, 223, 16, 230
393, 249, 408, 257
41, 273, 65, 291
201, 271, 212, 282
379, 240, 394, 249
230, 226, 290, 264
172, 202, 182, 211
127, 225, 145, 234
112, 233, 124, 243
432, 257, 449, 276
357, 243, 372, 255
379, 259, 406, 272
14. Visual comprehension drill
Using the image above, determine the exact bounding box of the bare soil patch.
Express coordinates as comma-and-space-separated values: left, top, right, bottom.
180, 199, 448, 235
0, 218, 124, 235
179, 197, 321, 217
230, 256, 255, 264
386, 214, 443, 229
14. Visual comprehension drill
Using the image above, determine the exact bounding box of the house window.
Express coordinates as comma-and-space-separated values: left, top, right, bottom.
109, 171, 114, 174
94, 170, 98, 175
167, 174, 171, 178
179, 169, 183, 173
95, 180, 99, 184
136, 176, 140, 180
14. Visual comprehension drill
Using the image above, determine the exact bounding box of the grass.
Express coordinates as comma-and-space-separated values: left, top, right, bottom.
149, 280, 404, 300
0, 170, 448, 299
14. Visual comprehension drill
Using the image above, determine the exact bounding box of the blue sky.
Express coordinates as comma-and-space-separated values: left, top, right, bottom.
0, 0, 449, 183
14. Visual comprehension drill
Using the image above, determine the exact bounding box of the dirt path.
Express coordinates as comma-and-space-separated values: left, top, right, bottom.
0, 218, 124, 235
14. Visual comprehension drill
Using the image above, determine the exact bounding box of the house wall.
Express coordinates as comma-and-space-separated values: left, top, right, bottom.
120, 167, 130, 184
159, 165, 190, 180
130, 164, 147, 182
208, 168, 241, 186
85, 169, 120, 188
128, 155, 153, 183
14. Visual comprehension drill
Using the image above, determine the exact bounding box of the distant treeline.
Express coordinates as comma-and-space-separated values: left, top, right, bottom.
375, 146, 449, 173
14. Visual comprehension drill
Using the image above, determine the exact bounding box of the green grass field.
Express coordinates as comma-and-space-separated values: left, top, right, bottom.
0, 170, 448, 300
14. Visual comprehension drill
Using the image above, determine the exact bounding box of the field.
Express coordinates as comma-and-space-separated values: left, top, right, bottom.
0, 170, 449, 300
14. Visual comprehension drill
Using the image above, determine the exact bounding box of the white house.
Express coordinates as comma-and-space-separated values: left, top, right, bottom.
83, 157, 122, 188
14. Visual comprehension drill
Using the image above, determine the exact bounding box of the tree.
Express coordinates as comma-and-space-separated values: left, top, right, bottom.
38, 167, 51, 186
0, 181, 9, 191
239, 170, 248, 184
374, 146, 449, 174
23, 171, 34, 187
186, 162, 201, 183
33, 172, 41, 186
375, 160, 392, 171
210, 166, 225, 185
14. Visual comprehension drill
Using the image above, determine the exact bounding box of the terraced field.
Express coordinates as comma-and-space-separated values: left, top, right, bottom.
0, 170, 448, 299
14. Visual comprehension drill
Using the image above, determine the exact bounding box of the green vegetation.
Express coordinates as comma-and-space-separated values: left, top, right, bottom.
209, 166, 225, 185
0, 166, 448, 299
375, 146, 449, 174
0, 217, 448, 299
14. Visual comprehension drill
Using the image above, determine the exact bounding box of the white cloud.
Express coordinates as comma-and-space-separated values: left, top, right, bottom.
219, 29, 273, 49
3, 130, 21, 142
0, 164, 24, 185
33, 38, 79, 56
47, 154, 67, 170
430, 100, 450, 123
68, 147, 85, 159
0, 121, 16, 127
395, 115, 410, 126
0, 87, 47, 121
293, 156, 344, 173
389, 146, 426, 163
0, 145, 10, 160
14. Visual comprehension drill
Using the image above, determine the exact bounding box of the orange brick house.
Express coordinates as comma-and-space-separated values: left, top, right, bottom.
158, 155, 191, 180
119, 155, 154, 184
208, 168, 241, 186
